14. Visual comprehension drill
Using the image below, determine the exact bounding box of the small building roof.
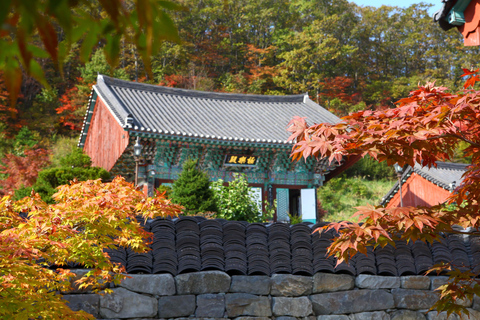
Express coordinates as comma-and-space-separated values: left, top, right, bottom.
381, 161, 469, 206
89, 75, 340, 145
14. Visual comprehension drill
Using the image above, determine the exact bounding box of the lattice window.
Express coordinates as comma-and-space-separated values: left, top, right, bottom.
276, 188, 290, 222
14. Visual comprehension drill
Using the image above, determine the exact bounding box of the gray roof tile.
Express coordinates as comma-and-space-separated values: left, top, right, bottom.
92, 75, 340, 143
381, 161, 469, 206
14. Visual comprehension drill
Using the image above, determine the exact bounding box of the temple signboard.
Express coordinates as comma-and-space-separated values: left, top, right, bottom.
224, 154, 258, 167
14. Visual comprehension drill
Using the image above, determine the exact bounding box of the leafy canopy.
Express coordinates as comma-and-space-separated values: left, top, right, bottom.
0, 177, 183, 319
287, 69, 480, 316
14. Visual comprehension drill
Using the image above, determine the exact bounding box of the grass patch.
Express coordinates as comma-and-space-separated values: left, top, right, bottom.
318, 176, 394, 222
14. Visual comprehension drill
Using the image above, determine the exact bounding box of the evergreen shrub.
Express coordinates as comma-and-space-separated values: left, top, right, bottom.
171, 159, 217, 214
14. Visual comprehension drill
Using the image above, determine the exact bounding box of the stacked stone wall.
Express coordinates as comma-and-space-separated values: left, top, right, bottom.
63, 271, 480, 320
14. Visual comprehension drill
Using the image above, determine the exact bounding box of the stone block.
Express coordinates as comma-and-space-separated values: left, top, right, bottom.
225, 293, 272, 317
473, 295, 480, 311
349, 311, 390, 320
317, 316, 349, 320
62, 269, 110, 293
176, 271, 231, 294
392, 288, 440, 310
356, 275, 400, 289
196, 293, 225, 318
158, 295, 196, 318
272, 296, 313, 317
313, 273, 355, 293
99, 287, 157, 319
230, 276, 270, 295
310, 290, 394, 315
391, 310, 426, 320
172, 318, 225, 320
430, 277, 449, 291
270, 274, 312, 296
234, 317, 271, 320
63, 294, 100, 318
119, 273, 175, 295
275, 317, 297, 320
426, 311, 460, 320
401, 276, 431, 290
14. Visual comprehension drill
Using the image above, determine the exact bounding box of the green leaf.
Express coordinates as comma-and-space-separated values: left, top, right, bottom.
4, 62, 22, 109
79, 28, 98, 63
156, 0, 187, 11
48, 0, 72, 35
30, 60, 50, 89
155, 11, 180, 43
104, 33, 121, 71
27, 44, 49, 59
0, 0, 12, 27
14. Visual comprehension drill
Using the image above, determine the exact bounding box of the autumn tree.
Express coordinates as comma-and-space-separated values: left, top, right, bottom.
287, 70, 480, 316
0, 148, 50, 196
0, 177, 183, 319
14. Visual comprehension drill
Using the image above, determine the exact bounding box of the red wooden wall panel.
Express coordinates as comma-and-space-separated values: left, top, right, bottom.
386, 173, 451, 208
83, 98, 129, 171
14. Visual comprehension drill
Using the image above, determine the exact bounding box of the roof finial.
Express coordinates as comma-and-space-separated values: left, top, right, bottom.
449, 181, 456, 192
303, 92, 309, 103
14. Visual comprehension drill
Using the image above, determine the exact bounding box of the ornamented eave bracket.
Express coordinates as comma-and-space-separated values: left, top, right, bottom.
128, 131, 294, 150
448, 0, 471, 25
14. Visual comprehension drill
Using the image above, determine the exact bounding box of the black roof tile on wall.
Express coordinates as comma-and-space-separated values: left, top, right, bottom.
102, 216, 479, 277
89, 75, 341, 145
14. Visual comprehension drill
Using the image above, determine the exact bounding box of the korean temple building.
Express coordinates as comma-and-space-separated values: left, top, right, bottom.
78, 75, 354, 222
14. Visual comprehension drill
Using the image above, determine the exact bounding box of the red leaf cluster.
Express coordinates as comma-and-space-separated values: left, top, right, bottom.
0, 148, 50, 196
288, 71, 480, 315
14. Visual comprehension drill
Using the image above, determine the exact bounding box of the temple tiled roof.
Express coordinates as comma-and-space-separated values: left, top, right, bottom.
381, 162, 469, 206
91, 75, 340, 145
100, 216, 478, 277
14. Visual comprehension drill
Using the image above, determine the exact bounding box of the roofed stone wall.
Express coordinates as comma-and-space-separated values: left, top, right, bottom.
63, 270, 480, 320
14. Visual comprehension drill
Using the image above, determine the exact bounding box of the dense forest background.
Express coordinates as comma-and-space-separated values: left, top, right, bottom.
0, 0, 474, 219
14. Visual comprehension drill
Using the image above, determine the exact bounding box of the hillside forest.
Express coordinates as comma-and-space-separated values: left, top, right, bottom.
0, 0, 474, 220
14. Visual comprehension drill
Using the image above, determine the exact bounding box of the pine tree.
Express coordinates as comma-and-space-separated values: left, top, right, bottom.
171, 159, 217, 214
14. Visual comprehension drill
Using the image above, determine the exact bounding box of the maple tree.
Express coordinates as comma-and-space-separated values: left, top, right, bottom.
0, 176, 183, 319
287, 69, 480, 316
0, 148, 50, 196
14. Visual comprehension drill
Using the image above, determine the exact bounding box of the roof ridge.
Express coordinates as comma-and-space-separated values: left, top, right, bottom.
100, 74, 306, 103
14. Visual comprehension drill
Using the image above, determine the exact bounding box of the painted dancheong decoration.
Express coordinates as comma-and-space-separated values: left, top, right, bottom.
78, 75, 354, 222
434, 0, 480, 46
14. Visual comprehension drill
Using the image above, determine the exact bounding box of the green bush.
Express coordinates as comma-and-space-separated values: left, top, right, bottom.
171, 159, 217, 214
14, 149, 109, 203
212, 173, 261, 222
59, 147, 92, 168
